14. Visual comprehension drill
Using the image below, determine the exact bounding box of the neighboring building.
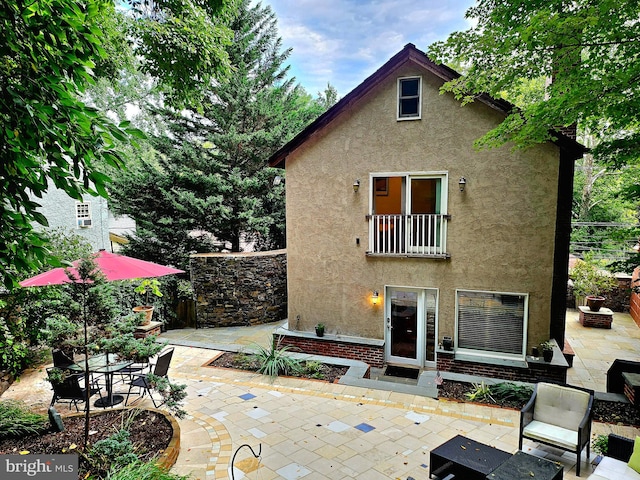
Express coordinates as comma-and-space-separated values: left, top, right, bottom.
32, 181, 136, 253
33, 182, 110, 251
268, 44, 586, 381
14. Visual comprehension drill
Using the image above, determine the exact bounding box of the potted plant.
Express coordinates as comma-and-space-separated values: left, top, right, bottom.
133, 279, 163, 324
570, 255, 617, 312
315, 323, 325, 337
540, 341, 554, 362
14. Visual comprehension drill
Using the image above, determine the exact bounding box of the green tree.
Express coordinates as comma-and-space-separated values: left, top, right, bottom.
0, 0, 237, 288
110, 0, 328, 264
428, 1, 640, 165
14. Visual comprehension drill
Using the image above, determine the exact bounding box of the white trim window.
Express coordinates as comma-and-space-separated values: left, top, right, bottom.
397, 76, 422, 120
455, 290, 528, 359
76, 202, 92, 228
368, 172, 449, 257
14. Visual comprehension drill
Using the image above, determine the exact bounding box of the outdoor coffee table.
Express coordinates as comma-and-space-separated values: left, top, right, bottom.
430, 435, 512, 480
487, 450, 563, 480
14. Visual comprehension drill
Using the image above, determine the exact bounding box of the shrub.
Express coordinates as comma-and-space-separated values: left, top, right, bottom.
85, 429, 139, 477
465, 382, 495, 403
0, 400, 48, 439
105, 460, 189, 480
490, 383, 533, 403
302, 360, 325, 379
253, 337, 301, 378
571, 253, 618, 298
145, 375, 188, 419
0, 315, 32, 376
592, 434, 608, 455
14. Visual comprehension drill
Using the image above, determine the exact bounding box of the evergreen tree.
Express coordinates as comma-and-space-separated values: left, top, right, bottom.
111, 0, 330, 264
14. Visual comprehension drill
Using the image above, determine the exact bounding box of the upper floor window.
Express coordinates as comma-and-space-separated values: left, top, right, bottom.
76, 202, 92, 228
397, 77, 421, 120
368, 173, 449, 257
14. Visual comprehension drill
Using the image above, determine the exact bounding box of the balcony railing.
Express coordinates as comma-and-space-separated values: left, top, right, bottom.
368, 214, 450, 257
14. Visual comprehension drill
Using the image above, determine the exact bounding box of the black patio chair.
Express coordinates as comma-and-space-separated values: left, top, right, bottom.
125, 347, 174, 408
113, 358, 151, 386
52, 349, 75, 368
54, 349, 105, 392
47, 367, 101, 411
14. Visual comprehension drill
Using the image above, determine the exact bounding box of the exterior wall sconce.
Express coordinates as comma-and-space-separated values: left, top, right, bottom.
371, 290, 379, 305
353, 179, 360, 193
458, 177, 466, 192
273, 175, 283, 186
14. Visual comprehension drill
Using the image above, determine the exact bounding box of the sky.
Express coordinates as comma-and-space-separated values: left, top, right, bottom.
261, 0, 477, 98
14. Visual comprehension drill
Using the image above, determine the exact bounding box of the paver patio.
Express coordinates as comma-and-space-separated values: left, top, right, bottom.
3, 309, 640, 479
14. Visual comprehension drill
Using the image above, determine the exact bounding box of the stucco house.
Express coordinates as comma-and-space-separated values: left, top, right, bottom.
268, 44, 586, 381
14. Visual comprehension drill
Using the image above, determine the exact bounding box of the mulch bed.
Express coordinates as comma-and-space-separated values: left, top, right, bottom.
208, 351, 348, 383
438, 380, 640, 426
0, 409, 172, 479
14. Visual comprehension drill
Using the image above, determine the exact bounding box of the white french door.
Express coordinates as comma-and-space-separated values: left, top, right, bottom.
385, 286, 438, 367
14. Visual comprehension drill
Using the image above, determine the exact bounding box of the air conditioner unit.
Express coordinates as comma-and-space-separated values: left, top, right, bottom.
78, 218, 92, 228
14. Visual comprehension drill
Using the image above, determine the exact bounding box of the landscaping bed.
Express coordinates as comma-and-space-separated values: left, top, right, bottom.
438, 380, 640, 426
0, 408, 173, 479
209, 351, 348, 383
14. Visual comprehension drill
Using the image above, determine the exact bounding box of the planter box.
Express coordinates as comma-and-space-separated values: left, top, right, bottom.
578, 305, 613, 328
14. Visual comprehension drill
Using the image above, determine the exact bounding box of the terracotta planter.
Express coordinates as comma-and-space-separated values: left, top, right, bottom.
133, 305, 154, 325
586, 295, 605, 312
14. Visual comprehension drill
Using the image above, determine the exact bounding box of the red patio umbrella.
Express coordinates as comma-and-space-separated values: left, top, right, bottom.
19, 250, 185, 287
19, 249, 185, 445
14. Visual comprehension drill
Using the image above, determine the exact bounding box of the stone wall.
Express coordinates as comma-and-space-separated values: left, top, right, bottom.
191, 250, 287, 328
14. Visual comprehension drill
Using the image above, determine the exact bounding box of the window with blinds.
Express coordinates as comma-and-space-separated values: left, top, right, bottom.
456, 290, 527, 356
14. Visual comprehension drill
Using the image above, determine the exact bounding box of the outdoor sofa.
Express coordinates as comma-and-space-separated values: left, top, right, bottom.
588, 434, 640, 480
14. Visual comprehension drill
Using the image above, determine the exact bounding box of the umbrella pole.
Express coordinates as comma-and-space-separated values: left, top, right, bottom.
83, 281, 90, 447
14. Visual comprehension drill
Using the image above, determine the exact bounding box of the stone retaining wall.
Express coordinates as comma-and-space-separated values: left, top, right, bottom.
191, 250, 287, 328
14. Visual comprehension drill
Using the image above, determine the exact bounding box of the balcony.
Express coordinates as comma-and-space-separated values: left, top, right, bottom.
367, 214, 450, 258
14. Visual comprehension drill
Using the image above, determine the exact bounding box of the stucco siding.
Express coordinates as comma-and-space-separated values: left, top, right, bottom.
284, 63, 560, 351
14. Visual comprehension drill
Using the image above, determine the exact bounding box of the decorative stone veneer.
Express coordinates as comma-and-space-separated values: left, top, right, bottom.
191, 250, 287, 328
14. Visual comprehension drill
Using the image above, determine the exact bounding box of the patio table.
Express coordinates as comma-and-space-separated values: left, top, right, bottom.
430, 435, 512, 480
68, 353, 133, 408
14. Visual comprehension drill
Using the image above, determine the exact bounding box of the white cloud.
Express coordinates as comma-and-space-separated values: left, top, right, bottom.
263, 0, 475, 96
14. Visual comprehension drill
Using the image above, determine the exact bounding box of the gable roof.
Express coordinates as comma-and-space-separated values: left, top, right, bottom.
269, 43, 586, 168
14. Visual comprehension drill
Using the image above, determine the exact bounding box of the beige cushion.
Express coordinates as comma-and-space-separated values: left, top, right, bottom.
589, 456, 640, 480
523, 420, 578, 450
533, 382, 590, 431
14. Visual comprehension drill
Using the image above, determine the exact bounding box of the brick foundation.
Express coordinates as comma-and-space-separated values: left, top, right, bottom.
437, 351, 568, 383
276, 335, 383, 370
631, 267, 640, 327
578, 306, 613, 328
134, 321, 162, 339
277, 331, 567, 382
623, 372, 640, 407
